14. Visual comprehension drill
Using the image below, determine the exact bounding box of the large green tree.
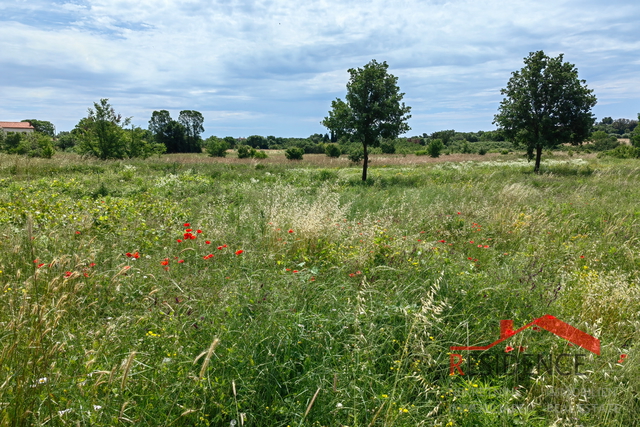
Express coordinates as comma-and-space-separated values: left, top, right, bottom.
494, 51, 597, 173
178, 110, 204, 153
21, 119, 56, 137
149, 110, 188, 153
323, 60, 411, 181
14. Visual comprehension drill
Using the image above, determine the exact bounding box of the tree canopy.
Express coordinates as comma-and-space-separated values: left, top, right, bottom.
322, 59, 411, 181
494, 51, 597, 172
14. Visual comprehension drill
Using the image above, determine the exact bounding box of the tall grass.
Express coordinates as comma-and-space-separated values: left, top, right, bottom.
0, 153, 638, 426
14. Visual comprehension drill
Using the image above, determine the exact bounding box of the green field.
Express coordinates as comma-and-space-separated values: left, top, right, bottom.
1, 152, 638, 426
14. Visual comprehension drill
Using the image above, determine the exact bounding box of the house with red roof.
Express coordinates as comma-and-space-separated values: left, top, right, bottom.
0, 122, 35, 133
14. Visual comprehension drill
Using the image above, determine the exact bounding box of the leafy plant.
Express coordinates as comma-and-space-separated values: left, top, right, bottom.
284, 147, 304, 160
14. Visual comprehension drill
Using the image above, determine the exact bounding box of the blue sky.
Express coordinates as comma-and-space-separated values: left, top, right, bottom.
1, 0, 639, 138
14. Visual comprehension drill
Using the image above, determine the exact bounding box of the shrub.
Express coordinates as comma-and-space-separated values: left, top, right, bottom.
204, 136, 230, 157
1, 132, 56, 158
380, 140, 396, 154
478, 146, 488, 155
347, 148, 364, 163
325, 143, 342, 158
591, 131, 620, 151
237, 145, 256, 159
254, 150, 268, 159
415, 150, 428, 156
426, 139, 444, 158
284, 147, 304, 160
600, 145, 640, 159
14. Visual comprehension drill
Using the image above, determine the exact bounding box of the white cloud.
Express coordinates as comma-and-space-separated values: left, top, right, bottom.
1, 0, 639, 135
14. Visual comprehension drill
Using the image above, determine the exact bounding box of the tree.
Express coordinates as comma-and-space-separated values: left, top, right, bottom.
75, 99, 130, 160
178, 110, 204, 153
494, 51, 597, 173
149, 110, 189, 153
22, 119, 56, 137
322, 60, 411, 181
204, 136, 230, 157
631, 114, 640, 148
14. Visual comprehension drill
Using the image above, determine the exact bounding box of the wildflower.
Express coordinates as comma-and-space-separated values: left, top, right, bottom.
177, 239, 183, 243
223, 244, 227, 248
580, 255, 585, 259
64, 271, 72, 278
469, 240, 474, 243
293, 270, 298, 273
288, 229, 294, 233
89, 262, 96, 268
217, 246, 224, 250
439, 240, 446, 243
618, 354, 627, 363
184, 223, 190, 227
505, 346, 514, 353
75, 231, 81, 234
196, 229, 202, 233
185, 228, 192, 232
37, 263, 45, 268
126, 252, 132, 257
457, 212, 461, 215
178, 259, 184, 264
161, 260, 169, 266
206, 241, 211, 244
235, 250, 244, 255
483, 245, 489, 248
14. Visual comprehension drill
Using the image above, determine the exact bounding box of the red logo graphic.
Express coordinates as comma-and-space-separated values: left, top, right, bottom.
449, 315, 600, 375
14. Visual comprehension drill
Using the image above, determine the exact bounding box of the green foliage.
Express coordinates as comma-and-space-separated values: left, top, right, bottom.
246, 135, 268, 149
631, 114, 640, 148
478, 146, 488, 155
21, 119, 56, 137
284, 147, 304, 160
149, 110, 189, 153
323, 59, 411, 180
178, 110, 204, 153
204, 136, 230, 157
1, 132, 56, 158
347, 148, 364, 163
430, 129, 456, 145
599, 145, 640, 159
426, 138, 444, 157
380, 140, 396, 154
253, 150, 268, 159
237, 145, 256, 159
494, 51, 597, 172
325, 143, 342, 158
74, 99, 130, 160
590, 130, 619, 151
55, 131, 77, 151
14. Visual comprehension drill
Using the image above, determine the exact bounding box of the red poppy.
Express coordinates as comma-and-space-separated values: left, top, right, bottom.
288, 229, 294, 233
457, 212, 461, 215
205, 241, 211, 244
197, 230, 202, 234
223, 244, 227, 248
177, 239, 183, 243
505, 346, 514, 353
161, 260, 169, 266
580, 255, 585, 259
126, 252, 132, 257
310, 277, 315, 281
37, 263, 45, 268
89, 263, 96, 268
185, 228, 193, 232
439, 240, 446, 243
469, 240, 474, 243
184, 223, 190, 227
64, 271, 72, 278
217, 246, 223, 250
235, 250, 244, 255
293, 270, 299, 273
75, 231, 81, 234
178, 260, 184, 263
483, 245, 489, 248
133, 252, 140, 258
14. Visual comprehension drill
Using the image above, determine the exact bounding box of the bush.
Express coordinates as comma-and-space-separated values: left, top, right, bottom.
254, 150, 268, 159
591, 131, 620, 151
380, 140, 396, 154
478, 146, 488, 155
204, 136, 230, 157
415, 150, 428, 156
426, 139, 444, 158
347, 148, 364, 163
325, 143, 342, 158
237, 145, 256, 159
1, 132, 56, 158
600, 145, 640, 159
284, 147, 304, 160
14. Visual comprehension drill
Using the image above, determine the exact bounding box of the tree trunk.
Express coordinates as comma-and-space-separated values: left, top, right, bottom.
534, 144, 543, 173
362, 143, 368, 181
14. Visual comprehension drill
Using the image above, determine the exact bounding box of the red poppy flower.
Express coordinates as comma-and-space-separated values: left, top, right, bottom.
288, 229, 294, 233
223, 244, 227, 248
178, 259, 184, 263
133, 252, 140, 258
196, 230, 202, 234
293, 270, 299, 273
184, 223, 190, 227
217, 246, 223, 250
177, 239, 183, 243
469, 240, 474, 243
505, 346, 514, 353
89, 263, 96, 268
126, 252, 132, 257
439, 240, 446, 243
580, 255, 585, 259
161, 260, 169, 266
37, 263, 45, 268
484, 245, 489, 248
75, 231, 81, 234
205, 241, 211, 244
235, 250, 243, 255
186, 228, 193, 232
64, 271, 72, 278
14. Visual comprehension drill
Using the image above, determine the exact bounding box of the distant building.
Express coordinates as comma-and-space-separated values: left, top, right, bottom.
0, 122, 35, 133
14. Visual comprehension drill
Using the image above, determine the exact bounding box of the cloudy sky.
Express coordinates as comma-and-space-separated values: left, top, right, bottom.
1, 0, 639, 137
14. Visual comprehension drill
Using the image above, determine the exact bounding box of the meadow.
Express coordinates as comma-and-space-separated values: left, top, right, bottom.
0, 151, 638, 426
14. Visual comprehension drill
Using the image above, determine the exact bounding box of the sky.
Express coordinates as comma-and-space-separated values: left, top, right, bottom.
1, 0, 639, 138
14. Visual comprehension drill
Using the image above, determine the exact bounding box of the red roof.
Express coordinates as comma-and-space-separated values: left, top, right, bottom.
0, 122, 35, 129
